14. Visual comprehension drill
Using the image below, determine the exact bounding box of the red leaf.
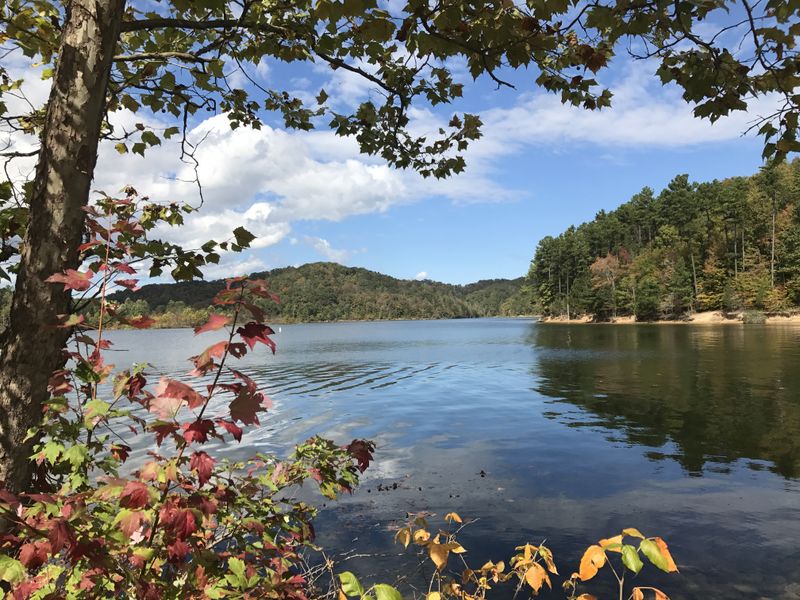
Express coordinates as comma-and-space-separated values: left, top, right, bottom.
126, 315, 156, 329
155, 377, 205, 411
167, 540, 191, 563
216, 419, 243, 442
19, 540, 51, 569
189, 341, 228, 376
189, 451, 215, 486
194, 313, 230, 335
78, 239, 102, 252
149, 421, 180, 446
119, 481, 151, 509
228, 342, 248, 358
116, 278, 140, 291
236, 322, 276, 353
48, 519, 75, 552
110, 444, 131, 462
46, 269, 93, 291
183, 419, 215, 444
346, 439, 375, 472
112, 261, 137, 274
148, 395, 183, 420
160, 504, 197, 540
119, 510, 147, 538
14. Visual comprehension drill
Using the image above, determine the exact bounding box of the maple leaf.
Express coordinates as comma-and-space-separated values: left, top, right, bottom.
167, 540, 191, 563
110, 443, 131, 462
45, 269, 93, 291
160, 505, 197, 540
119, 481, 151, 509
216, 419, 243, 442
126, 315, 156, 329
236, 322, 276, 353
118, 509, 150, 538
155, 376, 205, 410
112, 261, 137, 274
189, 341, 228, 376
52, 313, 85, 328
19, 540, 52, 569
194, 313, 230, 335
183, 419, 215, 444
148, 395, 183, 420
116, 278, 140, 291
346, 439, 375, 472
48, 519, 75, 552
190, 451, 215, 486
149, 421, 180, 445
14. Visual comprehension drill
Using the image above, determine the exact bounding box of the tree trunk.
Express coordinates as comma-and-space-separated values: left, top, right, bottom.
771, 203, 776, 288
0, 0, 126, 492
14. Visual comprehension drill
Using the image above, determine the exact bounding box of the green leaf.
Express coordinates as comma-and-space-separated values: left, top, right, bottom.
232, 226, 256, 248
339, 572, 365, 597
63, 444, 89, 468
0, 555, 25, 584
639, 539, 668, 572
141, 131, 161, 146
374, 584, 403, 600
621, 545, 643, 574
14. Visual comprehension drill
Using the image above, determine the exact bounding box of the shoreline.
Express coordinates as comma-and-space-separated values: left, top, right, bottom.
538, 310, 800, 325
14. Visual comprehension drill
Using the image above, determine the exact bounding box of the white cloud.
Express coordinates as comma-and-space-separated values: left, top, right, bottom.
304, 236, 357, 263
414, 271, 428, 280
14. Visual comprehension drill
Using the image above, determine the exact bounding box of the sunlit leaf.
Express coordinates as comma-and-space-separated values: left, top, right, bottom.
621, 545, 643, 574
374, 584, 403, 600
339, 572, 365, 598
578, 545, 606, 581
444, 512, 462, 523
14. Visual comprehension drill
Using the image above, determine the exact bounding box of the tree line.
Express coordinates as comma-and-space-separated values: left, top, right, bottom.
528, 159, 800, 320
105, 262, 529, 325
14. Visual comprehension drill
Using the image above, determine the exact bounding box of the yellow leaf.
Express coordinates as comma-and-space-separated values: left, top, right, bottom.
578, 545, 606, 581
576, 595, 598, 600
522, 543, 538, 560
653, 588, 670, 600
395, 528, 411, 548
446, 542, 467, 554
599, 535, 623, 552
413, 529, 430, 545
427, 593, 441, 600
622, 528, 645, 539
654, 538, 678, 572
444, 512, 462, 523
632, 588, 644, 600
539, 546, 558, 575
523, 563, 550, 593
429, 543, 449, 571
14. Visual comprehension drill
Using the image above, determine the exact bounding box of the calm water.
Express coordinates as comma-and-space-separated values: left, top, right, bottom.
105, 320, 800, 599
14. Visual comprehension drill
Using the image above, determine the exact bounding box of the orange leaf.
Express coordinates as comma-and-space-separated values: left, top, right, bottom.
599, 535, 623, 552
576, 595, 598, 600
654, 538, 678, 572
654, 589, 670, 600
413, 529, 430, 545
444, 512, 462, 523
578, 545, 606, 581
395, 528, 411, 548
539, 545, 558, 575
524, 563, 550, 593
632, 588, 644, 600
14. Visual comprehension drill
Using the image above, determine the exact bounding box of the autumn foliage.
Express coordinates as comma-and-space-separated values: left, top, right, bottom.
0, 195, 374, 598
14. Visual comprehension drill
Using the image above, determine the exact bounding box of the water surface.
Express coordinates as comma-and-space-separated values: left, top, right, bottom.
106, 320, 800, 599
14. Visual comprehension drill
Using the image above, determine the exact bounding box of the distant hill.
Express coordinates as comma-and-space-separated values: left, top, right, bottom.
110, 262, 531, 323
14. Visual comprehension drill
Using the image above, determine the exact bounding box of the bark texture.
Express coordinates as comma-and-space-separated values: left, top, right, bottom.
0, 0, 126, 492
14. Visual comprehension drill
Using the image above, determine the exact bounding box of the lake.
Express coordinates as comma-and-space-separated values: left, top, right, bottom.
105, 319, 800, 599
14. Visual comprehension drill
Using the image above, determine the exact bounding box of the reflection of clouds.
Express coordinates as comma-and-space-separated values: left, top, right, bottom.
103, 321, 800, 599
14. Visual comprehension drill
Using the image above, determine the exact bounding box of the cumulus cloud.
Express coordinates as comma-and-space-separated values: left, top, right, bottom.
304, 236, 358, 263
414, 271, 428, 281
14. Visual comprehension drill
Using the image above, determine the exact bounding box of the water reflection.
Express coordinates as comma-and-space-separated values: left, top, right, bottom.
529, 324, 800, 478
102, 321, 800, 599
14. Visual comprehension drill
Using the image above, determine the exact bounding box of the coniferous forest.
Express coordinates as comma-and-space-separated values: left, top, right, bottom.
528, 160, 800, 320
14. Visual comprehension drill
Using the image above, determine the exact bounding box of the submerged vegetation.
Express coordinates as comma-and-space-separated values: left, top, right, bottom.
529, 160, 800, 320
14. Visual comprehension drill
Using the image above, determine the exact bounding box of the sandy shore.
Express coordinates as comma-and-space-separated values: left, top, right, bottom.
539, 311, 800, 325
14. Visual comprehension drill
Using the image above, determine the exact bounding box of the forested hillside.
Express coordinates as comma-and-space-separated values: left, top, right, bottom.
528, 159, 800, 320
107, 262, 528, 326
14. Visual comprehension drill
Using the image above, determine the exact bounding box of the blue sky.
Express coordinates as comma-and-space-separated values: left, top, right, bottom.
3, 23, 777, 286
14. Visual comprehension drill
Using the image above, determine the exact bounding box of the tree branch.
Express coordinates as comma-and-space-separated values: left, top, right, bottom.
113, 51, 212, 63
